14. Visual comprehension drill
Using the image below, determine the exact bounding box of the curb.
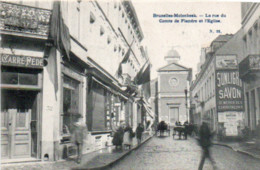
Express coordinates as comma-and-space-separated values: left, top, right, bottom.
78, 136, 153, 170
213, 142, 260, 160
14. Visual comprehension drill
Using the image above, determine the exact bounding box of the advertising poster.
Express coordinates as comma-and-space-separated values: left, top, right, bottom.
216, 69, 244, 112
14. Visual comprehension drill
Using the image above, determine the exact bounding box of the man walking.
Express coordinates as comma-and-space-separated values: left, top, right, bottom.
198, 122, 217, 170
71, 114, 87, 164
136, 123, 144, 145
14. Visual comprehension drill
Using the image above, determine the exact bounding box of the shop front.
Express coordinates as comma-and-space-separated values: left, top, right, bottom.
86, 74, 130, 151
1, 54, 44, 160
239, 54, 260, 130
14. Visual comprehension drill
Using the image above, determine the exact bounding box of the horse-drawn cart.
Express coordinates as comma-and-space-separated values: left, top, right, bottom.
173, 125, 186, 139
156, 121, 170, 137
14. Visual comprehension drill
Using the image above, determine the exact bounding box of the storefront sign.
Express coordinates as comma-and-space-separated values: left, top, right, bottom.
1, 54, 44, 68
216, 55, 237, 69
216, 70, 244, 112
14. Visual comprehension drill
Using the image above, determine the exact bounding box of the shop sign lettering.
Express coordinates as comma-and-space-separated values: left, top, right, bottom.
216, 70, 244, 112
0, 54, 44, 68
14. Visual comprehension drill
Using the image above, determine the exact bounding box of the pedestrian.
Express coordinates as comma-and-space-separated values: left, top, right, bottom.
184, 121, 189, 140
136, 123, 144, 145
112, 124, 124, 149
123, 125, 135, 149
256, 120, 260, 139
71, 114, 87, 164
197, 122, 217, 170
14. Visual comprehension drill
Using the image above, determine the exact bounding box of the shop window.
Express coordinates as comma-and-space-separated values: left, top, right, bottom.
1, 68, 38, 86
19, 73, 38, 85
62, 76, 80, 134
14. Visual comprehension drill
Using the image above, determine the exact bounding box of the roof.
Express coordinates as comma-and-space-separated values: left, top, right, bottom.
157, 62, 189, 72
215, 29, 244, 57
211, 34, 233, 43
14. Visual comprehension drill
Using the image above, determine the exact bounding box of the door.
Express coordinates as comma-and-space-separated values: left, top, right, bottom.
1, 90, 33, 159
169, 107, 179, 125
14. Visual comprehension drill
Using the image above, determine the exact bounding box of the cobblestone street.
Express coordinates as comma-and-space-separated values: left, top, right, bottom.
111, 136, 260, 170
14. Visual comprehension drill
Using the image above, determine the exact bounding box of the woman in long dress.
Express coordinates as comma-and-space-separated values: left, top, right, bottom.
123, 126, 134, 149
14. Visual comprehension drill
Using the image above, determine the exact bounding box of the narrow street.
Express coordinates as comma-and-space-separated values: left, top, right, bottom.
111, 135, 260, 170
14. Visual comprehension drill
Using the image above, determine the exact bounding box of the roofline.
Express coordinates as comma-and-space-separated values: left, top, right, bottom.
157, 62, 189, 72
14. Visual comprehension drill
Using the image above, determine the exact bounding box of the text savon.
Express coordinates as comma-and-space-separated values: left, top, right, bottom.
216, 71, 243, 99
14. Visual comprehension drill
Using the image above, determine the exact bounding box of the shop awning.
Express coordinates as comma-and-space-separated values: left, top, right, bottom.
141, 98, 154, 119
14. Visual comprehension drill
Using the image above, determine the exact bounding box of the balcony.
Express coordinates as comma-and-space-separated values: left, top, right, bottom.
239, 54, 260, 82
0, 2, 51, 39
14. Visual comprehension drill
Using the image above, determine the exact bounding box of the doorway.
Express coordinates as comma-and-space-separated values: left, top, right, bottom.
169, 107, 179, 125
1, 90, 38, 159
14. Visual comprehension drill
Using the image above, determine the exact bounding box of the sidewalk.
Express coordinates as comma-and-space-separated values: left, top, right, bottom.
213, 139, 260, 160
1, 134, 152, 170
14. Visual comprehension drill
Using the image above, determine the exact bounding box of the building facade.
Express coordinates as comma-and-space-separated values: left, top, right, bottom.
239, 2, 260, 131
156, 49, 192, 126
0, 0, 150, 162
191, 33, 245, 136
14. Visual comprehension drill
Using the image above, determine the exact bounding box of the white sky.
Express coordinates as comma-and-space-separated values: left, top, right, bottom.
131, 0, 242, 80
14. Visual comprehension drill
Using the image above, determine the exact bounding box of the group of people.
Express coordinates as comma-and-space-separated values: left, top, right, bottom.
173, 121, 194, 140
112, 123, 145, 150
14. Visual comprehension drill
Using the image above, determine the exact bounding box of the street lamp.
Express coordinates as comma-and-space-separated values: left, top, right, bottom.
184, 88, 188, 122
194, 94, 204, 125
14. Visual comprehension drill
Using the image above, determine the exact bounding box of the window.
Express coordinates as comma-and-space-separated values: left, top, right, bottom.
62, 76, 80, 134
90, 12, 96, 24
100, 26, 105, 36
107, 36, 111, 44
1, 67, 38, 86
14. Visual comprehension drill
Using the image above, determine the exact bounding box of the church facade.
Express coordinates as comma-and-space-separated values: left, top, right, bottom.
155, 49, 192, 126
